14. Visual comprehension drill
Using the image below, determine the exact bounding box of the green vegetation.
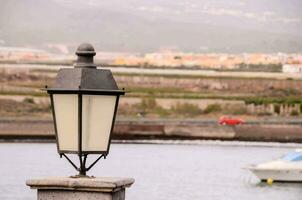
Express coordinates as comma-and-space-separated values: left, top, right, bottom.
23, 97, 35, 104
290, 110, 299, 116
203, 104, 222, 114
257, 112, 272, 116
244, 96, 302, 105
126, 90, 302, 107
274, 104, 281, 114
268, 88, 299, 96
119, 98, 170, 117
135, 98, 158, 115
0, 99, 50, 117
236, 63, 282, 72
113, 72, 300, 81
125, 87, 193, 95
29, 69, 58, 73
11, 82, 50, 88
0, 91, 47, 97
118, 100, 248, 118
171, 103, 202, 116
222, 104, 247, 115
1, 66, 302, 118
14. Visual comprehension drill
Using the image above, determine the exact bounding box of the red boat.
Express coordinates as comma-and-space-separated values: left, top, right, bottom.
219, 116, 244, 126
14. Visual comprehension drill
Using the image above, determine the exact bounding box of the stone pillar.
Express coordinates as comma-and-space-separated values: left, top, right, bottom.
26, 177, 134, 200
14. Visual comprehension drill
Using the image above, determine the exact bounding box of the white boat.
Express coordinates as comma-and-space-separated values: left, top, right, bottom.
247, 149, 302, 182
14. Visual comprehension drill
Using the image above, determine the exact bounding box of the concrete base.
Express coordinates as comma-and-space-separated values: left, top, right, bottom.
26, 177, 134, 200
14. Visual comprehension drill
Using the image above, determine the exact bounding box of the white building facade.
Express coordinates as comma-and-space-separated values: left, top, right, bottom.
282, 64, 302, 73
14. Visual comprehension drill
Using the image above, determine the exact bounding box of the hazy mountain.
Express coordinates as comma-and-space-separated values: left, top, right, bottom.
0, 0, 301, 53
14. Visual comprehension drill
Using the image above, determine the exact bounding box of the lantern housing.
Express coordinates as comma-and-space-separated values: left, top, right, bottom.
46, 43, 125, 176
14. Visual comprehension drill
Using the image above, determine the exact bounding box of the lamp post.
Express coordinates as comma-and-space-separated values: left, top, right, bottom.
46, 43, 125, 177
27, 44, 133, 200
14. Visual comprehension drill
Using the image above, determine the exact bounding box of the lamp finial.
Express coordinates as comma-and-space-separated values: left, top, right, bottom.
74, 43, 97, 69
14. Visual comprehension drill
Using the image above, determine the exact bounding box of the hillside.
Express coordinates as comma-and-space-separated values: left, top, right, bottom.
1, 0, 302, 53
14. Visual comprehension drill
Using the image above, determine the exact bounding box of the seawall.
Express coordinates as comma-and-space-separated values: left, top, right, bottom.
0, 119, 302, 143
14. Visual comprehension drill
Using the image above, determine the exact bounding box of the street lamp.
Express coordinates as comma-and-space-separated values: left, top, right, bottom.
46, 43, 125, 177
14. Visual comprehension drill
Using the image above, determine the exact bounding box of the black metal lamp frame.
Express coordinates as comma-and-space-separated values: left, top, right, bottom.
47, 89, 124, 177
45, 43, 126, 177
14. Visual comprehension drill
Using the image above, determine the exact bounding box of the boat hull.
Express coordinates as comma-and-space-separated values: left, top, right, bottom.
249, 168, 302, 182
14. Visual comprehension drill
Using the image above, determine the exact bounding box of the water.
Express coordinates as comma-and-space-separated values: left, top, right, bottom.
1, 141, 302, 200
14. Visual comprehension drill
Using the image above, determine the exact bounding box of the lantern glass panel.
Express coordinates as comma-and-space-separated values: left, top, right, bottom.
53, 94, 78, 151
82, 95, 117, 152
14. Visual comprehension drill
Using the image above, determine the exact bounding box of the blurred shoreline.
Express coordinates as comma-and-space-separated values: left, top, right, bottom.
1, 63, 302, 144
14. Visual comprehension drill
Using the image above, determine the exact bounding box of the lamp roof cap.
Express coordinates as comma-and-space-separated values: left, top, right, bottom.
76, 43, 96, 56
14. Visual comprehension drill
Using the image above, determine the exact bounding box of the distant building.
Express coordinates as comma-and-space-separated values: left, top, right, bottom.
283, 64, 302, 73
0, 47, 49, 61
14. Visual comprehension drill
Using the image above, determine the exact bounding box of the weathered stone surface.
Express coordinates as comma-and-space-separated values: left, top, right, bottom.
234, 125, 302, 142
27, 177, 134, 200
27, 177, 134, 192
37, 189, 125, 200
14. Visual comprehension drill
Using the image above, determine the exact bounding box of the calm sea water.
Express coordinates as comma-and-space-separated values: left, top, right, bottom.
0, 141, 302, 200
